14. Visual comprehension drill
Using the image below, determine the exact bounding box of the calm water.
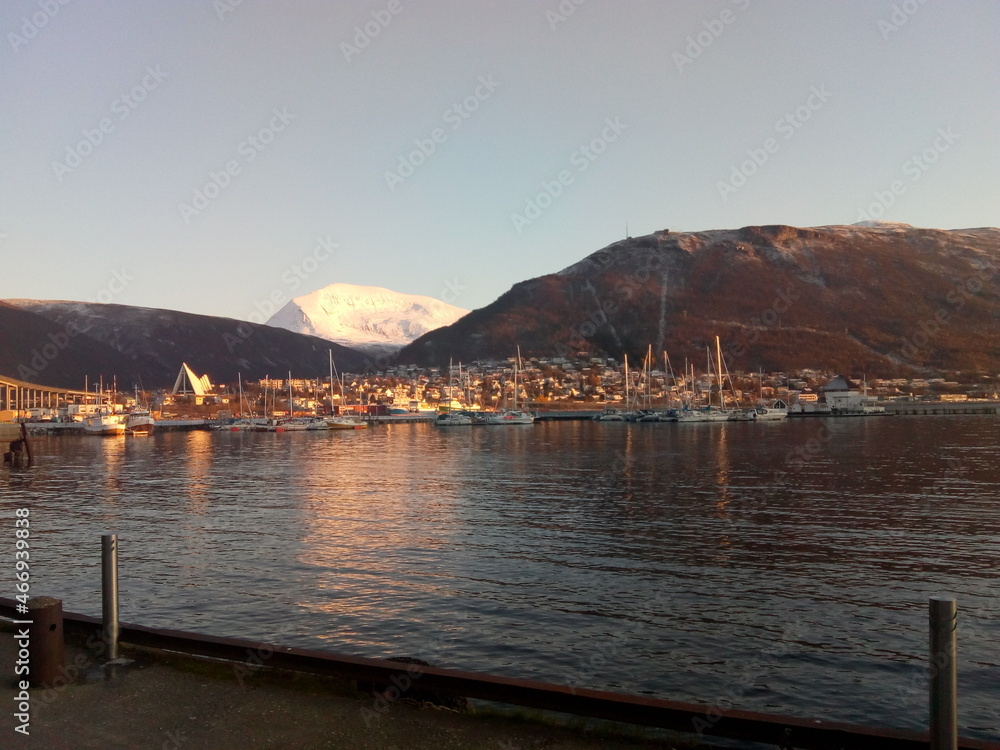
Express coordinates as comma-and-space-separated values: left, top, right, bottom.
4, 417, 999, 740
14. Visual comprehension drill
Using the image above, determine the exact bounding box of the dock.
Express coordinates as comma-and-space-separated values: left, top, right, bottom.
1, 598, 996, 750
882, 401, 998, 416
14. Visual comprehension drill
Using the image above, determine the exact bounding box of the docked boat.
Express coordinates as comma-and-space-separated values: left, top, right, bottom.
485, 348, 536, 425
326, 415, 368, 430
125, 408, 155, 435
82, 411, 126, 436
595, 408, 625, 421
435, 359, 474, 427
435, 412, 473, 426
750, 406, 787, 421
675, 406, 731, 423
483, 410, 534, 425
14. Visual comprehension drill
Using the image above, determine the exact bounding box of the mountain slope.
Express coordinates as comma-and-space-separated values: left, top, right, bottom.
266, 283, 468, 354
0, 301, 143, 388
397, 224, 1000, 375
2, 300, 367, 388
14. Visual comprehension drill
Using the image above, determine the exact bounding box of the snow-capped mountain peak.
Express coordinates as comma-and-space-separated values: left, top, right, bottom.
266, 283, 468, 354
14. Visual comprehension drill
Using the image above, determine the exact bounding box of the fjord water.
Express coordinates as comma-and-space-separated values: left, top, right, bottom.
6, 417, 998, 740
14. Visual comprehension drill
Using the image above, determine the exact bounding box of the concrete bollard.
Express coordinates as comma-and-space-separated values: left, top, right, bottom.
102, 534, 120, 661
27, 596, 65, 687
929, 596, 958, 750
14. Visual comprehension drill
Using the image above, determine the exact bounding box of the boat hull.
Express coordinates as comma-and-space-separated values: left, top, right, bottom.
126, 415, 156, 435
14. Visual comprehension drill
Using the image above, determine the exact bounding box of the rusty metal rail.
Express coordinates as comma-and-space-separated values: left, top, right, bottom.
1, 598, 996, 750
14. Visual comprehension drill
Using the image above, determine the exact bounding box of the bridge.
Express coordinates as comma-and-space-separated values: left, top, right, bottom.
0, 373, 92, 416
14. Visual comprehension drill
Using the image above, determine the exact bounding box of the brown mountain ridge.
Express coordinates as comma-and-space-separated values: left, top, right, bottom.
397, 223, 1000, 376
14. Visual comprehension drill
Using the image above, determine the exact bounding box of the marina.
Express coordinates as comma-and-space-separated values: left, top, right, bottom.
4, 416, 998, 743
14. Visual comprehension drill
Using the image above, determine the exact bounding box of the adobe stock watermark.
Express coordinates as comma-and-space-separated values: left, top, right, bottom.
673, 0, 752, 73
355, 277, 467, 375
178, 107, 296, 223
717, 85, 832, 201
384, 75, 501, 192
877, 0, 932, 40
550, 252, 661, 359
16, 268, 133, 380
546, 0, 587, 30
510, 116, 627, 233
692, 619, 804, 737
727, 286, 800, 359
897, 262, 995, 362
52, 65, 168, 182
855, 127, 958, 222
224, 236, 337, 352
341, 0, 405, 63
8, 0, 72, 53
212, 0, 245, 21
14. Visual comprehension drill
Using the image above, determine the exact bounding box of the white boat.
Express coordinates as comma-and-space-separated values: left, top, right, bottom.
82, 411, 126, 436
275, 418, 309, 432
751, 406, 787, 421
675, 407, 730, 423
483, 410, 534, 425
325, 415, 368, 430
435, 412, 473, 426
125, 409, 155, 435
226, 417, 259, 431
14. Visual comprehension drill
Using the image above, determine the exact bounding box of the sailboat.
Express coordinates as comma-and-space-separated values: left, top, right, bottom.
675, 343, 730, 423
484, 347, 534, 424
325, 352, 368, 429
435, 359, 473, 426
597, 355, 628, 421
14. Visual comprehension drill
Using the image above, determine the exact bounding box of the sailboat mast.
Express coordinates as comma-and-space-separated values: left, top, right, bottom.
624, 354, 630, 410
715, 336, 724, 409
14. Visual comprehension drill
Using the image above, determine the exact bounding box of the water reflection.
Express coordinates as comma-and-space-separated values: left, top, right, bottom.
4, 418, 998, 741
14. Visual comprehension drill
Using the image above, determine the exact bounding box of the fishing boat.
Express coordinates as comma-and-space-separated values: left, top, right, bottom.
125, 387, 155, 435
83, 410, 126, 436
125, 408, 155, 435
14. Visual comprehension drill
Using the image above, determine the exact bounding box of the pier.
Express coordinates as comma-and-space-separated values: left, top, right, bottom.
883, 401, 998, 416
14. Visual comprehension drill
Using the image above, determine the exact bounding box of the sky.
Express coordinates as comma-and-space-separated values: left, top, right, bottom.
1, 0, 998, 322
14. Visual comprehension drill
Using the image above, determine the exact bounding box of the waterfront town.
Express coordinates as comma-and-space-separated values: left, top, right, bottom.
3, 354, 998, 424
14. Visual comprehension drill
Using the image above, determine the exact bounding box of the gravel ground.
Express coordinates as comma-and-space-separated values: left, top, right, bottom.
2, 623, 709, 750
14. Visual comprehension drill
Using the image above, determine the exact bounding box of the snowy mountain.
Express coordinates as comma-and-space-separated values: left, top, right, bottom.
266, 283, 468, 355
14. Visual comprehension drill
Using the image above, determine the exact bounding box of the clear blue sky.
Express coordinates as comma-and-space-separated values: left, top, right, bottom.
2, 1, 997, 320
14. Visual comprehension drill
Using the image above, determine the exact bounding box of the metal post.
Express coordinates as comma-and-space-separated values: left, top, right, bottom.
102, 533, 120, 661
929, 596, 957, 750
